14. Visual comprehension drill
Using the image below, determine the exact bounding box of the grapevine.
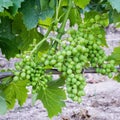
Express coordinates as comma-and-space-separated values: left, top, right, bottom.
0, 0, 120, 118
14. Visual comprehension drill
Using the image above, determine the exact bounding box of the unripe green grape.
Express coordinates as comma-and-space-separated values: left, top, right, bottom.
89, 34, 94, 40
106, 68, 111, 73
76, 63, 82, 70
50, 59, 56, 65
66, 51, 71, 56
67, 69, 72, 74
67, 87, 72, 92
13, 76, 19, 81
32, 82, 36, 86
98, 34, 103, 39
77, 98, 82, 103
58, 55, 64, 61
101, 69, 106, 74
21, 72, 26, 78
72, 78, 77, 83
73, 96, 78, 101
14, 71, 20, 76
26, 75, 30, 79
108, 73, 113, 78
68, 37, 73, 42
72, 48, 78, 54
95, 15, 100, 21
44, 60, 49, 66
93, 44, 98, 49
73, 57, 79, 63
15, 65, 21, 70
76, 81, 81, 86
90, 18, 95, 23
78, 91, 85, 96
73, 84, 77, 89
72, 89, 77, 94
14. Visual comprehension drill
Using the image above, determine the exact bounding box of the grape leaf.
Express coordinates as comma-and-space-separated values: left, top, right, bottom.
18, 28, 44, 51
49, 0, 57, 9
108, 47, 120, 65
20, 0, 54, 30
108, 0, 120, 13
12, 14, 49, 52
3, 80, 28, 109
61, 0, 68, 6
114, 73, 120, 82
69, 8, 82, 26
0, 90, 7, 115
0, 17, 19, 59
111, 10, 120, 23
10, 0, 25, 15
0, 11, 13, 19
39, 17, 53, 28
0, 0, 13, 12
74, 0, 90, 9
40, 0, 49, 11
48, 76, 65, 87
37, 80, 66, 118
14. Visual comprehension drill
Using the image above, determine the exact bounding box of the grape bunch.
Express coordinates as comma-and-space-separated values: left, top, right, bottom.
12, 14, 116, 103
40, 14, 116, 102
41, 36, 88, 102
13, 54, 52, 93
76, 14, 117, 77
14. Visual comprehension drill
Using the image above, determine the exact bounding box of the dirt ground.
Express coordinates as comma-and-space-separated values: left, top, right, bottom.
0, 26, 120, 120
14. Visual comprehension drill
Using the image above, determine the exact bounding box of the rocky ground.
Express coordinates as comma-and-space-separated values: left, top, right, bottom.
0, 26, 120, 120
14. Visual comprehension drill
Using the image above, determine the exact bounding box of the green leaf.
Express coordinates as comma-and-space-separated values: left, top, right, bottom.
12, 13, 49, 52
18, 28, 44, 51
108, 0, 120, 13
48, 76, 65, 87
3, 80, 28, 109
61, 0, 68, 6
49, 0, 57, 9
114, 73, 120, 82
74, 0, 90, 9
0, 0, 13, 12
20, 0, 39, 29
0, 90, 7, 115
20, 0, 54, 30
0, 11, 13, 19
0, 17, 19, 59
10, 0, 25, 15
37, 80, 66, 118
111, 10, 120, 23
40, 0, 49, 11
39, 17, 52, 28
108, 47, 120, 65
69, 8, 82, 26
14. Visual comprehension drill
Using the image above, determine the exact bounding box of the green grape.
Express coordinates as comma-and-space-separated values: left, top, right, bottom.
67, 69, 72, 74
20, 72, 26, 78
95, 15, 100, 21
90, 18, 95, 23
108, 73, 113, 78
50, 59, 56, 65
13, 76, 19, 81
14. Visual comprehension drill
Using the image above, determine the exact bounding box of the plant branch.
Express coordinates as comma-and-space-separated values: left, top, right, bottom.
1, 67, 120, 80
57, 0, 72, 39
31, 38, 47, 54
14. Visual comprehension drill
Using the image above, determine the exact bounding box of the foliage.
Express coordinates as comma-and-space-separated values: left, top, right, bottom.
0, 0, 120, 118
37, 79, 66, 118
